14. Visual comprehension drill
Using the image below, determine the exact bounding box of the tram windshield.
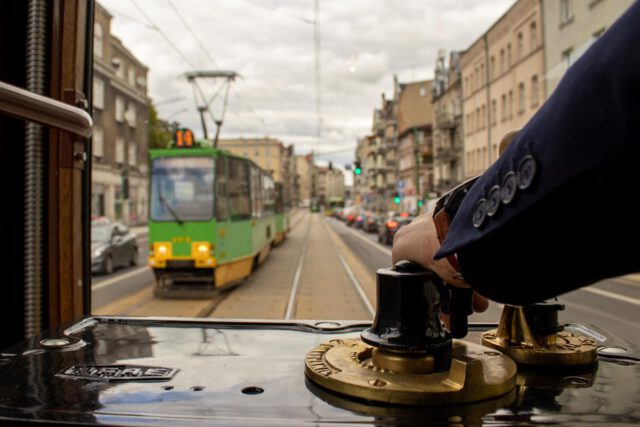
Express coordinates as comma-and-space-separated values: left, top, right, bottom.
87, 0, 638, 341
150, 157, 215, 222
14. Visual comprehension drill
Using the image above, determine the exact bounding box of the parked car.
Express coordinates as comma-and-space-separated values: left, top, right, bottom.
362, 212, 380, 233
91, 222, 139, 275
378, 214, 415, 245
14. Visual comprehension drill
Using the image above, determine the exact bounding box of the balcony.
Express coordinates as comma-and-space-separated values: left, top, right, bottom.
436, 112, 459, 130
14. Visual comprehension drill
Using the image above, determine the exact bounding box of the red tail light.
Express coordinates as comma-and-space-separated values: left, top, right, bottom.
357, 215, 362, 221
386, 220, 399, 229
348, 214, 354, 221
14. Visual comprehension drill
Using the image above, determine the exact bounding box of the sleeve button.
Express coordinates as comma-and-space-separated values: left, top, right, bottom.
501, 171, 517, 204
517, 155, 537, 190
472, 199, 488, 228
487, 186, 501, 217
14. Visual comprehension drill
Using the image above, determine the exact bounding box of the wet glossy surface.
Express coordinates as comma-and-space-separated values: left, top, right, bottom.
0, 317, 638, 426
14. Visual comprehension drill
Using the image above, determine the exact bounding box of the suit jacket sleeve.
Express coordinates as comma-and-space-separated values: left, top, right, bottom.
434, 1, 640, 305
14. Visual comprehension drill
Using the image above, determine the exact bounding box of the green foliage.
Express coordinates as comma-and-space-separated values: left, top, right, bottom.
148, 103, 174, 149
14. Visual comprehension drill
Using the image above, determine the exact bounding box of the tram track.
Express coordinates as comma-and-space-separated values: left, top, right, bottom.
207, 210, 375, 320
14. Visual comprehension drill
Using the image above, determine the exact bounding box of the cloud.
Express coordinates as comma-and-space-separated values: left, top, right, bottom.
101, 0, 514, 166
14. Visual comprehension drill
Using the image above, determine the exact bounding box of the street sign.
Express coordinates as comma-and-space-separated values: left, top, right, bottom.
396, 180, 405, 190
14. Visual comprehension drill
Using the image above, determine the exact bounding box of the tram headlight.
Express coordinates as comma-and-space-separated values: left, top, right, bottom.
157, 244, 168, 255
197, 244, 209, 255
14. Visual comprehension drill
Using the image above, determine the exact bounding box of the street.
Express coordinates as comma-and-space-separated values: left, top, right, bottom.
92, 210, 640, 344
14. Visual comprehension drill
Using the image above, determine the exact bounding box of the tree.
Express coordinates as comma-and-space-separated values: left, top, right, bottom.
147, 103, 175, 149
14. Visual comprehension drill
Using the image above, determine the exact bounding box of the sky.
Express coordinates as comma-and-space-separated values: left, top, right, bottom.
100, 0, 514, 175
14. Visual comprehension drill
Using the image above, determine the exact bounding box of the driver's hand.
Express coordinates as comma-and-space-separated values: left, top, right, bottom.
391, 213, 489, 314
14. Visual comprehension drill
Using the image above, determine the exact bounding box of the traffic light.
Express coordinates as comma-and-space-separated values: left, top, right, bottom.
354, 160, 362, 175
417, 200, 423, 208
393, 192, 401, 205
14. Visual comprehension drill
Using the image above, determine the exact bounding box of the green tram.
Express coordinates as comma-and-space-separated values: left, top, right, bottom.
148, 129, 286, 297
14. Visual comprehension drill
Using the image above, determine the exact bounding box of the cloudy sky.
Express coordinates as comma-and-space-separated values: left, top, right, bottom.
101, 0, 514, 170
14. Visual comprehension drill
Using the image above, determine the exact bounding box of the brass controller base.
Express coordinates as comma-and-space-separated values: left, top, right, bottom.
305, 338, 517, 405
481, 305, 598, 366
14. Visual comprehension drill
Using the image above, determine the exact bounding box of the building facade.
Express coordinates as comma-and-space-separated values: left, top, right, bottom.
543, 0, 634, 96
296, 154, 314, 207
460, 0, 545, 179
92, 3, 149, 224
432, 50, 465, 195
316, 167, 345, 202
396, 79, 433, 213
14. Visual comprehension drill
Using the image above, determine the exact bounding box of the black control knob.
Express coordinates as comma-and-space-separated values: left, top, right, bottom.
441, 286, 474, 338
523, 301, 565, 336
361, 260, 451, 372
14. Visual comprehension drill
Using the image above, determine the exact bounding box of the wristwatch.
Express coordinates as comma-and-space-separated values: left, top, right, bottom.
432, 176, 479, 271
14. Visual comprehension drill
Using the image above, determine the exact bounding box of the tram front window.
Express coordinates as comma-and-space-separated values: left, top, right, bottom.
150, 157, 214, 222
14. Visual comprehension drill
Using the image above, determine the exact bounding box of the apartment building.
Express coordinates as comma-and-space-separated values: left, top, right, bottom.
543, 0, 634, 96
432, 50, 465, 194
317, 167, 345, 202
396, 79, 433, 213
92, 3, 149, 224
296, 155, 314, 206
460, 0, 544, 178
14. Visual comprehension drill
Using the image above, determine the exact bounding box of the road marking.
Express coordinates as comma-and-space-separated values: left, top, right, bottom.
581, 286, 640, 306
92, 266, 150, 291
284, 213, 311, 320
322, 219, 375, 319
327, 218, 392, 257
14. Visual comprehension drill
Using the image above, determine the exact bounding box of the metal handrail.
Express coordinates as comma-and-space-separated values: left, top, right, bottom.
0, 80, 92, 137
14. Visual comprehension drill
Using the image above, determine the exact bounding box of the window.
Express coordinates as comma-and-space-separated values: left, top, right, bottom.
507, 44, 512, 68
480, 64, 485, 87
251, 166, 262, 218
500, 49, 505, 73
115, 137, 125, 164
115, 96, 125, 122
490, 56, 495, 79
593, 27, 605, 40
560, 0, 574, 25
419, 86, 427, 96
126, 104, 136, 127
150, 157, 215, 222
227, 158, 251, 220
508, 90, 513, 118
474, 108, 480, 132
115, 58, 125, 78
491, 99, 497, 126
128, 141, 136, 166
481, 105, 486, 129
128, 67, 135, 86
517, 32, 524, 60
518, 83, 525, 114
562, 47, 574, 69
94, 23, 103, 59
530, 22, 538, 50
531, 75, 539, 107
215, 157, 228, 220
93, 78, 104, 110
93, 126, 104, 158
501, 94, 506, 121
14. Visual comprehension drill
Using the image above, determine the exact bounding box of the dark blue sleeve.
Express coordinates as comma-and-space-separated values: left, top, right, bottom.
434, 1, 640, 304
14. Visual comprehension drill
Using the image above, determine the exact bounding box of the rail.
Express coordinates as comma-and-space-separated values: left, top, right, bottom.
0, 80, 92, 137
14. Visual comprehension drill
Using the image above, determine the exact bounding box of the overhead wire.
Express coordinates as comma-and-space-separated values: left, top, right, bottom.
129, 0, 197, 68
242, 0, 315, 25
166, 0, 267, 131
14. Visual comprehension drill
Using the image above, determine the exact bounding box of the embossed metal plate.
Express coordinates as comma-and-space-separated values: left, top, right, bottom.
56, 364, 178, 382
